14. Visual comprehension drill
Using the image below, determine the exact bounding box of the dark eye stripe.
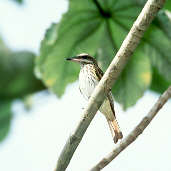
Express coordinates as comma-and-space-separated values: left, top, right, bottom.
83, 56, 88, 59
78, 55, 89, 59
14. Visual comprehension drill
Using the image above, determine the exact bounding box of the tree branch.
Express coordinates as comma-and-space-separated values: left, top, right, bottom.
55, 0, 165, 170
90, 85, 171, 171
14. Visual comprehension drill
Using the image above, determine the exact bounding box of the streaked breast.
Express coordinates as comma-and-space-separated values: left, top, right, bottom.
79, 64, 99, 100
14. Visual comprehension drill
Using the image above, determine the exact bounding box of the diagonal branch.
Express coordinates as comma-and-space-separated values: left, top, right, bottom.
55, 0, 165, 170
90, 85, 171, 171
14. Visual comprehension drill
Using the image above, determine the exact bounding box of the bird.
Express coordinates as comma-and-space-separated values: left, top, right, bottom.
66, 53, 123, 143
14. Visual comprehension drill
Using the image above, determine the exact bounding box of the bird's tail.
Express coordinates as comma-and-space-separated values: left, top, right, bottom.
107, 119, 123, 144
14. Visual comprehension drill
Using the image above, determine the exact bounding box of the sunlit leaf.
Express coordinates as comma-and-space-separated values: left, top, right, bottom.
150, 67, 171, 94
37, 0, 171, 109
112, 49, 151, 109
37, 13, 106, 96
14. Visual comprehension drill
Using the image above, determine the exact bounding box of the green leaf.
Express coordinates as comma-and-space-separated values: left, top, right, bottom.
144, 25, 171, 82
37, 0, 141, 98
155, 10, 171, 40
96, 20, 117, 70
0, 37, 45, 141
164, 1, 171, 11
150, 67, 171, 94
37, 13, 106, 96
37, 0, 171, 109
112, 49, 151, 110
0, 50, 45, 99
0, 101, 12, 142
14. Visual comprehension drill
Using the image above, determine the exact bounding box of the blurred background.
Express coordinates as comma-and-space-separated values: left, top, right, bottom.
0, 0, 171, 171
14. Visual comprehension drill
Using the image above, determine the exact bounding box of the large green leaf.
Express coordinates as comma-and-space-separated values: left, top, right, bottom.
37, 10, 106, 96
37, 0, 140, 97
150, 67, 171, 94
0, 38, 45, 142
144, 25, 171, 82
0, 50, 45, 99
37, 0, 171, 109
0, 101, 12, 142
112, 49, 151, 109
155, 10, 171, 40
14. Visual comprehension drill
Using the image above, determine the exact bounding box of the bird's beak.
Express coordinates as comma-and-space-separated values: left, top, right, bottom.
66, 56, 80, 63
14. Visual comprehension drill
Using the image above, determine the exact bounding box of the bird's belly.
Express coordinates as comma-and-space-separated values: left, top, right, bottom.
100, 99, 115, 120
79, 69, 115, 120
79, 70, 98, 100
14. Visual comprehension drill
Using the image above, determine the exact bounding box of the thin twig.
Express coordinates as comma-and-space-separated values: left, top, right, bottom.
90, 86, 171, 171
55, 0, 165, 170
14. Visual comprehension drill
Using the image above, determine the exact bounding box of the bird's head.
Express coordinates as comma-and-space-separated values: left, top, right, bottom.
66, 53, 97, 65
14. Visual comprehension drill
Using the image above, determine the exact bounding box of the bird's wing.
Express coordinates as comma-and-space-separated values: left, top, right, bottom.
107, 91, 115, 117
95, 65, 116, 117
94, 65, 103, 81
79, 86, 89, 100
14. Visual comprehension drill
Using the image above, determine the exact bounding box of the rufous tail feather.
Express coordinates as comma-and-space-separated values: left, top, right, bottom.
107, 119, 123, 144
